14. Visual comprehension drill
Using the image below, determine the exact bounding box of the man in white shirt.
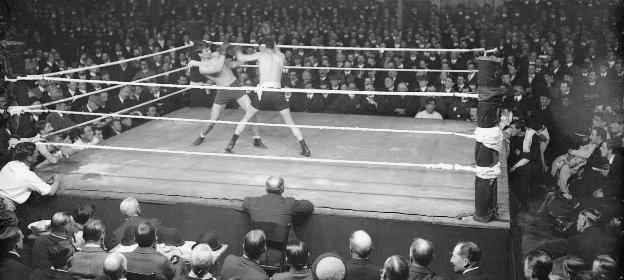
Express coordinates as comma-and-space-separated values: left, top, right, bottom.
0, 142, 60, 211
415, 98, 443, 120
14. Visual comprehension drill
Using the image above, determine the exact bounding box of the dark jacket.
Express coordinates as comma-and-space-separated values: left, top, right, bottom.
45, 112, 75, 132
30, 234, 70, 269
459, 268, 491, 280
29, 268, 74, 280
537, 226, 617, 260
344, 258, 380, 280
219, 255, 269, 280
242, 193, 314, 226
68, 245, 108, 278
271, 267, 314, 280
123, 247, 176, 280
110, 216, 162, 249
0, 252, 34, 280
604, 153, 623, 198
407, 264, 444, 280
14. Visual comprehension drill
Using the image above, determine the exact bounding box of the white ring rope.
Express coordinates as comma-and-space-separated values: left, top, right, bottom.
32, 66, 192, 109
42, 43, 196, 77
43, 88, 191, 137
242, 64, 479, 73
209, 41, 495, 53
12, 76, 479, 98
26, 109, 476, 139
36, 142, 477, 172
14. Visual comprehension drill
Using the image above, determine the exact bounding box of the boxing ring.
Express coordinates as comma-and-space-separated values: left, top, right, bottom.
8, 41, 520, 279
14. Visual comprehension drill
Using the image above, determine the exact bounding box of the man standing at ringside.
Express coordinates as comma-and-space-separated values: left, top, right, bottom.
225, 38, 310, 156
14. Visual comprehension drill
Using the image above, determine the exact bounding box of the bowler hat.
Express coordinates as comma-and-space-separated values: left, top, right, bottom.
27, 220, 51, 239
192, 232, 221, 250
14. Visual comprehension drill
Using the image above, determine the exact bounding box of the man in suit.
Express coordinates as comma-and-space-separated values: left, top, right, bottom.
73, 95, 102, 125
408, 238, 443, 280
107, 86, 133, 113
29, 240, 75, 280
110, 197, 163, 249
242, 177, 314, 241
111, 57, 136, 82
132, 60, 157, 82
503, 85, 535, 120
30, 212, 75, 269
69, 219, 108, 278
173, 244, 215, 280
589, 141, 623, 205
537, 208, 616, 260
45, 100, 75, 132
220, 230, 269, 280
344, 230, 379, 280
523, 250, 552, 280
449, 242, 491, 280
300, 83, 327, 113
123, 221, 175, 280
0, 227, 34, 280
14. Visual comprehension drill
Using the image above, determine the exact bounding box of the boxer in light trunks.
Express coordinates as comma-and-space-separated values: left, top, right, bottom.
225, 38, 311, 157
189, 42, 266, 148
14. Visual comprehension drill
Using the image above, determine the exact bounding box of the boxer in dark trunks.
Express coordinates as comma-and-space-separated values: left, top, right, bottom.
225, 38, 310, 156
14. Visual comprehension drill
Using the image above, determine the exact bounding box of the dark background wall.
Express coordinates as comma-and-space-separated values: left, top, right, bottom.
18, 195, 516, 280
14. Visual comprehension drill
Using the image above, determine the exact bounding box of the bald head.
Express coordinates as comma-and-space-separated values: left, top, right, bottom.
350, 230, 373, 259
409, 238, 434, 267
103, 253, 127, 280
266, 176, 285, 194
244, 229, 266, 260
120, 197, 141, 217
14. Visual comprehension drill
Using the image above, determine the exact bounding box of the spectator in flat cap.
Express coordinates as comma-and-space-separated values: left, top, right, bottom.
344, 230, 380, 280
242, 176, 314, 241
408, 238, 443, 280
30, 212, 75, 269
110, 197, 162, 249
220, 229, 269, 280
312, 253, 346, 280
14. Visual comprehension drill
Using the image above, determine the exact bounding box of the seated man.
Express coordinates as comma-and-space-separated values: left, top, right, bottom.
414, 98, 443, 119
69, 219, 108, 278
345, 230, 379, 280
407, 238, 443, 280
30, 212, 75, 269
220, 230, 269, 280
29, 240, 75, 280
242, 176, 314, 241
312, 253, 346, 280
523, 250, 552, 280
0, 227, 34, 280
0, 142, 61, 211
537, 208, 616, 260
123, 221, 175, 280
173, 244, 215, 280
551, 127, 606, 196
272, 241, 313, 280
97, 253, 128, 280
110, 197, 162, 248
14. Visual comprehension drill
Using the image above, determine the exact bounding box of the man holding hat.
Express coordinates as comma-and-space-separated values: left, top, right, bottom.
242, 176, 314, 241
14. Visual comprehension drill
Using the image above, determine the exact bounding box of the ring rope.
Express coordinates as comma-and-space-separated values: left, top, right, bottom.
209, 41, 495, 53
11, 76, 479, 98
241, 64, 479, 73
43, 88, 191, 137
42, 43, 195, 77
26, 109, 476, 139
36, 142, 477, 172
32, 66, 192, 109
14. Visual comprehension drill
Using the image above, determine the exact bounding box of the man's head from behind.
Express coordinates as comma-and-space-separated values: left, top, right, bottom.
48, 240, 74, 269
286, 241, 309, 269
82, 219, 105, 245
243, 229, 266, 260
51, 212, 74, 237
450, 242, 481, 273
120, 197, 141, 217
524, 250, 552, 280
103, 252, 127, 280
349, 230, 373, 259
135, 221, 156, 247
314, 254, 346, 280
409, 238, 434, 267
190, 244, 214, 277
266, 176, 285, 195
381, 255, 409, 280
0, 227, 23, 253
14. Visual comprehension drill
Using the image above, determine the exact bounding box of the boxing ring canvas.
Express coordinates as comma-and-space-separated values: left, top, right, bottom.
23, 107, 519, 279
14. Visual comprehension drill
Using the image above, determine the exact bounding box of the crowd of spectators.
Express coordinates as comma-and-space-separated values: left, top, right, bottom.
0, 0, 623, 279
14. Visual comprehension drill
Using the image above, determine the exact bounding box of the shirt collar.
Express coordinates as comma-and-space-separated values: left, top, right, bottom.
463, 267, 479, 274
